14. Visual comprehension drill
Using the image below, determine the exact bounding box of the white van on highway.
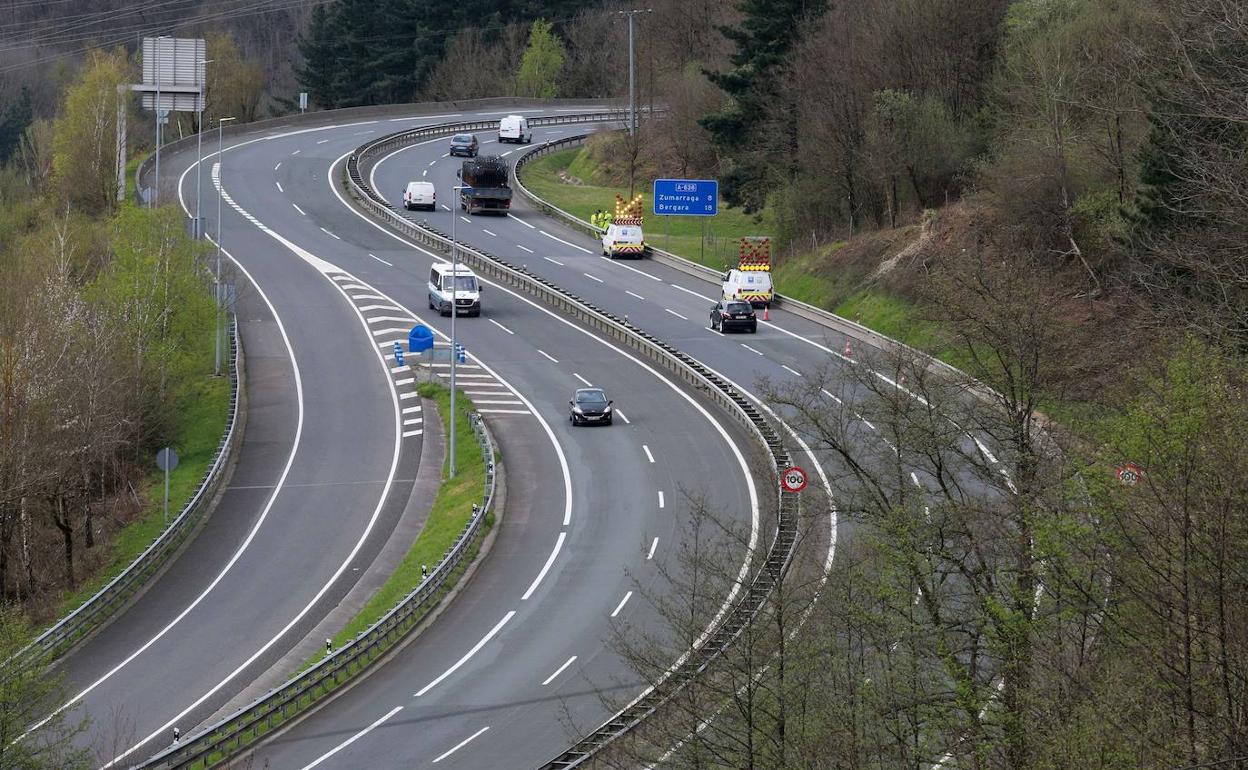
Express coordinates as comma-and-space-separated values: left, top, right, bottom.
601, 222, 644, 258
428, 262, 482, 317
498, 115, 533, 144
402, 181, 436, 211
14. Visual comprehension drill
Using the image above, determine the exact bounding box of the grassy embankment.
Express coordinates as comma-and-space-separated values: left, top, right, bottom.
52, 374, 231, 619
519, 148, 945, 361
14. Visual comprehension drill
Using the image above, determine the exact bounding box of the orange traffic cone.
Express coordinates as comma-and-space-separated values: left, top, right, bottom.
844, 338, 854, 358
762, 304, 770, 321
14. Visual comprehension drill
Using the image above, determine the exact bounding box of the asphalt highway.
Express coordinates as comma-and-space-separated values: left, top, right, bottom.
163, 107, 767, 769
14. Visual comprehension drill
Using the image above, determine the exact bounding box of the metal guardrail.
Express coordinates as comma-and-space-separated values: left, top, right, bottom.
8, 319, 242, 672
133, 411, 500, 770
511, 133, 972, 384
342, 112, 802, 769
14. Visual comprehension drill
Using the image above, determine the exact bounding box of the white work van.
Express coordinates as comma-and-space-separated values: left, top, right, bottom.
402, 181, 436, 211
601, 223, 644, 258
721, 268, 774, 308
498, 115, 532, 144
428, 262, 482, 317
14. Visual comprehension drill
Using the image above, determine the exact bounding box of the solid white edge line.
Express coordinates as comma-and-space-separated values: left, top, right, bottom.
521, 532, 565, 601
298, 705, 404, 770
432, 725, 491, 764
610, 590, 633, 618
414, 611, 516, 697
541, 655, 578, 686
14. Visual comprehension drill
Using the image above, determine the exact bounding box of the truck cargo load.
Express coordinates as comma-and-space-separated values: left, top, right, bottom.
459, 156, 512, 215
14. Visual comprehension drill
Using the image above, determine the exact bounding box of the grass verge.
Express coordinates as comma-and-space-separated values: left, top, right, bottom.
520, 148, 765, 271
51, 373, 231, 620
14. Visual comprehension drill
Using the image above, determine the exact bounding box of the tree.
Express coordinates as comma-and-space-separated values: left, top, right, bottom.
700, 0, 827, 210
0, 607, 92, 769
295, 5, 339, 109
515, 20, 566, 99
50, 47, 130, 213
0, 88, 32, 165
203, 30, 265, 125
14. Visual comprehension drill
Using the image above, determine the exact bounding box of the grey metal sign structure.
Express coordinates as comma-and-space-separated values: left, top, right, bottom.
116, 37, 205, 204
139, 37, 206, 112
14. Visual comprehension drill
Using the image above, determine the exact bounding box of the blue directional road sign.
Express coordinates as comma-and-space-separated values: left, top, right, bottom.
653, 179, 718, 216
393, 342, 405, 367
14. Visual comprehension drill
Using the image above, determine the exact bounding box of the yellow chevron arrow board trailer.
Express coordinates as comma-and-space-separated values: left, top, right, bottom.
721, 237, 774, 308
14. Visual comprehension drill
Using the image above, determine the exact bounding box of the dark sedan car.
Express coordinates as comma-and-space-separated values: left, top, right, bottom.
449, 133, 480, 157
710, 300, 758, 333
569, 388, 613, 426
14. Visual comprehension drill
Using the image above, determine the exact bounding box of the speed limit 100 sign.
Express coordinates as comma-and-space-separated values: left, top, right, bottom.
781, 466, 808, 493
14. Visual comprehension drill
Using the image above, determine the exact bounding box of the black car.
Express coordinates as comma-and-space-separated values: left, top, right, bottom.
449, 133, 479, 157
569, 388, 613, 426
710, 300, 758, 333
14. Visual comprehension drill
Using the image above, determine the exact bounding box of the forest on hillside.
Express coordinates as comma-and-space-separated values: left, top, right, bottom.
0, 1, 1246, 768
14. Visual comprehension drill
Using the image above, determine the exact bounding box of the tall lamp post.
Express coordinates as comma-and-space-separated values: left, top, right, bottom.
193, 58, 213, 239
448, 184, 466, 477
214, 116, 236, 377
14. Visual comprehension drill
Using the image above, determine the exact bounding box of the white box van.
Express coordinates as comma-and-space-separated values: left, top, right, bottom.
601, 222, 644, 258
721, 268, 774, 308
403, 181, 436, 211
498, 115, 532, 144
428, 262, 482, 317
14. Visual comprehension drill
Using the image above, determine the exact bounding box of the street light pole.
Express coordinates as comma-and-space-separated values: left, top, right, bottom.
448, 185, 466, 477
194, 59, 213, 239
214, 116, 236, 377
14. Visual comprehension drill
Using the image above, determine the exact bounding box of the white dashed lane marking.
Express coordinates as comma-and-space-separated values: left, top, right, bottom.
544, 257, 564, 265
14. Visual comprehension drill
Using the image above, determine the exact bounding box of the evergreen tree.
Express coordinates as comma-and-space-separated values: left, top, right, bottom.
296, 5, 339, 109
700, 0, 826, 209
0, 87, 32, 164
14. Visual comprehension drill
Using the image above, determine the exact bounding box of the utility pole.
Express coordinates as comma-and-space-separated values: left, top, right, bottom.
617, 9, 652, 137
214, 116, 236, 377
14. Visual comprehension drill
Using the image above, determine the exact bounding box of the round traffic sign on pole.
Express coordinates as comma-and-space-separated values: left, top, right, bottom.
781, 466, 808, 493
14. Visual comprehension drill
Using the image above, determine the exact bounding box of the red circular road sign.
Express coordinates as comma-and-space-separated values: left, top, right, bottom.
1116, 462, 1144, 487
781, 466, 808, 493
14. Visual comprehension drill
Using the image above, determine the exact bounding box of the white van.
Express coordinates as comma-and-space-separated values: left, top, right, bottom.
601, 223, 644, 258
721, 268, 774, 308
402, 181, 436, 211
498, 115, 532, 144
428, 263, 482, 317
